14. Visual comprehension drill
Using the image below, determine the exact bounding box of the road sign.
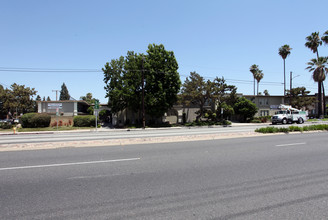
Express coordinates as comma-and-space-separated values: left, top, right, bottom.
94, 99, 99, 109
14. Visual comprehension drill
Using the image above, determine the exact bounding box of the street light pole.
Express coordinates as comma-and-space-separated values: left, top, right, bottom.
290, 71, 300, 106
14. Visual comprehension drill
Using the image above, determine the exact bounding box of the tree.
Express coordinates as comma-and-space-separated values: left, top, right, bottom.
0, 83, 37, 116
181, 72, 236, 122
59, 83, 70, 100
305, 32, 326, 115
278, 45, 292, 97
287, 87, 316, 110
47, 96, 51, 101
0, 85, 6, 118
36, 95, 41, 101
305, 32, 322, 58
306, 57, 328, 118
80, 93, 96, 104
234, 97, 257, 122
254, 69, 264, 96
322, 30, 328, 45
103, 44, 181, 124
263, 90, 270, 96
181, 72, 208, 122
249, 64, 259, 96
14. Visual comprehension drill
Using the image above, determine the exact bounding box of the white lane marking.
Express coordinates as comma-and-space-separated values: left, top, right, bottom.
276, 143, 306, 147
0, 158, 140, 171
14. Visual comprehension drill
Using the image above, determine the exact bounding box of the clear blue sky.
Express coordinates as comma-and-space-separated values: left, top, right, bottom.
1, 0, 328, 103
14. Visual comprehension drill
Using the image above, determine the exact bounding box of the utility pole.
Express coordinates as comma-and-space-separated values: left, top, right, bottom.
290, 71, 300, 106
52, 90, 60, 101
141, 56, 145, 129
290, 71, 292, 105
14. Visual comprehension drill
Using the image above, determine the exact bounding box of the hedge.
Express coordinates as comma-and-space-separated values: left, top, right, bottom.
255, 124, 328, 133
21, 113, 51, 128
73, 115, 96, 127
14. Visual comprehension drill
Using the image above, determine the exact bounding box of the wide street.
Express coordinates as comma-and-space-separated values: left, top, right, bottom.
1, 131, 328, 219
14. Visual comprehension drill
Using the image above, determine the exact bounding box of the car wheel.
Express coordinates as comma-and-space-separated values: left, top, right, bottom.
298, 118, 303, 124
282, 118, 287, 124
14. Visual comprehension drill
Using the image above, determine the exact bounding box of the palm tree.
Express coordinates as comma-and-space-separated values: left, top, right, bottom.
306, 57, 328, 118
305, 32, 322, 59
278, 45, 292, 97
306, 32, 325, 115
255, 70, 264, 96
322, 30, 328, 45
249, 64, 259, 96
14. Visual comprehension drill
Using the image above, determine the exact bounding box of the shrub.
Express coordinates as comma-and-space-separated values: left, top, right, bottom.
21, 113, 51, 128
255, 124, 328, 133
73, 115, 96, 127
0, 122, 13, 129
222, 120, 232, 126
21, 113, 37, 128
288, 126, 303, 132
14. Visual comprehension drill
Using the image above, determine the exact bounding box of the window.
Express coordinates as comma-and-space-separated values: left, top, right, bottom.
260, 110, 269, 116
259, 98, 268, 106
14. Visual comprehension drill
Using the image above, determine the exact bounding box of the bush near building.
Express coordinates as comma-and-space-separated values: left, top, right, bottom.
73, 115, 96, 127
21, 113, 51, 128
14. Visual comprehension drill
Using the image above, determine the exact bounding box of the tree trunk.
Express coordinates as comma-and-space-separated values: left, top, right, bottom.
322, 82, 326, 116
253, 78, 255, 97
283, 59, 286, 98
318, 81, 323, 118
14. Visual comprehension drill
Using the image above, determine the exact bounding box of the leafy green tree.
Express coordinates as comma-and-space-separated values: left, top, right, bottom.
0, 85, 6, 118
278, 45, 292, 97
103, 44, 181, 123
36, 95, 41, 101
287, 87, 316, 110
59, 83, 70, 100
306, 57, 328, 118
47, 96, 51, 101
181, 72, 236, 122
181, 72, 209, 122
80, 93, 96, 104
0, 83, 37, 116
249, 64, 259, 96
234, 97, 258, 122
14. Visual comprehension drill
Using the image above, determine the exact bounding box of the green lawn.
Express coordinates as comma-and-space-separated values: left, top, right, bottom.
307, 118, 328, 122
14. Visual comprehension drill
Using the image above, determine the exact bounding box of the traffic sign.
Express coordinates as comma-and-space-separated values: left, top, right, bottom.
94, 99, 99, 109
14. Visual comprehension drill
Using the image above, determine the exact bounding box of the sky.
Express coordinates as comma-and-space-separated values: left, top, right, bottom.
1, 0, 328, 103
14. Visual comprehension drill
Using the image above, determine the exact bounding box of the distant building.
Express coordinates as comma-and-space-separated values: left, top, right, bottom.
37, 100, 89, 116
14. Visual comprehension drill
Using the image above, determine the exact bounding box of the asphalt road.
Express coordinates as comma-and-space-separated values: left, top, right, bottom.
1, 132, 328, 219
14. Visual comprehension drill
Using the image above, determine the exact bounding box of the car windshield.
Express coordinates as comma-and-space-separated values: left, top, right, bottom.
275, 111, 286, 114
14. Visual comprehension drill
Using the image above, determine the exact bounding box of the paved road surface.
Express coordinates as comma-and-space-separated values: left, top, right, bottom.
1, 132, 328, 219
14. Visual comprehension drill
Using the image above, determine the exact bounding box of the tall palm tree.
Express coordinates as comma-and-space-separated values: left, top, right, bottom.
306, 32, 325, 115
306, 57, 328, 118
278, 45, 292, 97
255, 70, 264, 96
249, 64, 259, 96
305, 32, 322, 59
322, 30, 328, 45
